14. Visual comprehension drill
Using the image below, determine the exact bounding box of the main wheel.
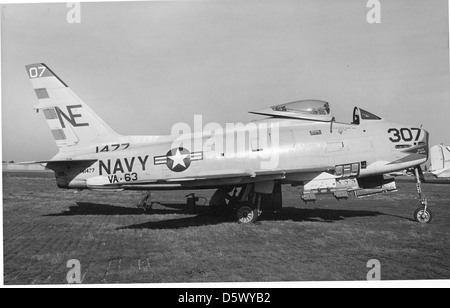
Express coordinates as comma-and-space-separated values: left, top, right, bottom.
414, 207, 433, 224
234, 203, 258, 224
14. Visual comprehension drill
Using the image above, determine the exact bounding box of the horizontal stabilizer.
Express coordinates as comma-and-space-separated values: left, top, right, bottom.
18, 159, 98, 165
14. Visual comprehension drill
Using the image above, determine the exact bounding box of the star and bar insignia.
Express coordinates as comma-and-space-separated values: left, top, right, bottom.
154, 147, 203, 172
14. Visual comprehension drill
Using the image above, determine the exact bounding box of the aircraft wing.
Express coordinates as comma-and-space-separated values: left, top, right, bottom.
85, 169, 259, 190
118, 169, 259, 189
164, 169, 256, 181
131, 166, 333, 184
92, 166, 335, 190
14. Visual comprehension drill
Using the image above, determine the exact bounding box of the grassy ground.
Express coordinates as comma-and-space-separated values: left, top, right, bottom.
3, 172, 450, 285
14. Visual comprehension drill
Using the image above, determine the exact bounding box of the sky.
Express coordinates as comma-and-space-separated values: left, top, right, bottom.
1, 0, 449, 162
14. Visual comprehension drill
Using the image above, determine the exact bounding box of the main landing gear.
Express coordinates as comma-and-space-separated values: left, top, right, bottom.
209, 183, 282, 224
413, 167, 433, 224
137, 191, 153, 212
234, 202, 259, 224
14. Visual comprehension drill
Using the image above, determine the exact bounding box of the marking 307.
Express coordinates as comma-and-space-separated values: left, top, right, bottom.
96, 143, 130, 153
388, 128, 421, 143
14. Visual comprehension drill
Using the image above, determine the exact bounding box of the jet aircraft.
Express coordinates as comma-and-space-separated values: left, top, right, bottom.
430, 145, 450, 178
23, 63, 433, 224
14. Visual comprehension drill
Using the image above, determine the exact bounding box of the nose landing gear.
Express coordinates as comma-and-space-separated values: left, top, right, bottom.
413, 167, 433, 224
414, 207, 433, 224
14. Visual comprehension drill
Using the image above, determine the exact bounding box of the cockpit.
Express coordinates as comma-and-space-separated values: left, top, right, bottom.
250, 100, 383, 124
250, 100, 334, 122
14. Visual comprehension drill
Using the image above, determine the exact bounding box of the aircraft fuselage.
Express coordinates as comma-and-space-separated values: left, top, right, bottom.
50, 118, 428, 191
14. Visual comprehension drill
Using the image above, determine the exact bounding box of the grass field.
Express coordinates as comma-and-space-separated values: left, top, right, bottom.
2, 171, 450, 285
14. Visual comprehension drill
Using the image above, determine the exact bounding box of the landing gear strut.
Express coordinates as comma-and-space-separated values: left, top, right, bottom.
137, 191, 153, 212
413, 167, 433, 223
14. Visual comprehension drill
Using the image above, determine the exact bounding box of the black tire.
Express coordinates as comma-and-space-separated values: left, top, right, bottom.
234, 203, 259, 224
414, 208, 433, 224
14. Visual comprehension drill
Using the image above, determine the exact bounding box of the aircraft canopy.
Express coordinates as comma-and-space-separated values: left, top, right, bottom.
250, 100, 333, 122
352, 107, 382, 125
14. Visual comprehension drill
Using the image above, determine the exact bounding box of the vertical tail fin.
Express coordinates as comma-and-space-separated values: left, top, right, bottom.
26, 63, 119, 148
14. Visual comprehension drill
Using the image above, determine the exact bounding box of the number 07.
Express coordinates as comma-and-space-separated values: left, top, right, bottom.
29, 66, 46, 78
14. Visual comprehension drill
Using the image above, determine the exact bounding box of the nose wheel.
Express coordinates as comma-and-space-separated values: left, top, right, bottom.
414, 207, 433, 224
413, 167, 432, 224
